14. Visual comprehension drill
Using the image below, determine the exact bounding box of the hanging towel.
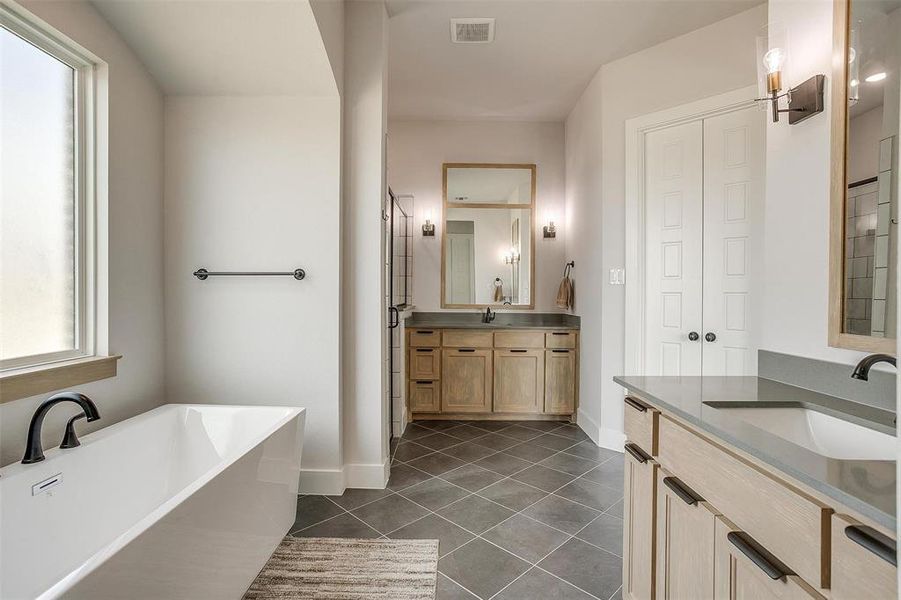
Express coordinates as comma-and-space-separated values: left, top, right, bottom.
556, 263, 574, 310
493, 278, 504, 302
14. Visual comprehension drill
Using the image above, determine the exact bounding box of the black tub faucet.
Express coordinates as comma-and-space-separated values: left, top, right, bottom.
22, 392, 100, 464
851, 354, 897, 381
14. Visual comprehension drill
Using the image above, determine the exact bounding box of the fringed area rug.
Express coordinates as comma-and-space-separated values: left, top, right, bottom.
243, 537, 439, 600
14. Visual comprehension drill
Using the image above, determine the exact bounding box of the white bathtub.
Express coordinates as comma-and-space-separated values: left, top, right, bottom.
0, 404, 305, 600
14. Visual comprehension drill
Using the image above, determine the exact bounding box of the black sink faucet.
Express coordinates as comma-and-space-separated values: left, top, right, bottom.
851, 354, 897, 381
482, 307, 496, 323
22, 392, 100, 464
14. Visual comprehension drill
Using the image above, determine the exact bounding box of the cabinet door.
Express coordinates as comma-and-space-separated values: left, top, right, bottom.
831, 514, 897, 600
544, 349, 576, 414
442, 348, 492, 413
713, 516, 823, 600
409, 348, 440, 379
494, 349, 544, 413
409, 380, 440, 412
623, 443, 658, 600
655, 469, 716, 600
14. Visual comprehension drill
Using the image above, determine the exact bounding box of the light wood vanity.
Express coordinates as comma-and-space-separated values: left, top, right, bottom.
620, 390, 897, 600
406, 326, 578, 421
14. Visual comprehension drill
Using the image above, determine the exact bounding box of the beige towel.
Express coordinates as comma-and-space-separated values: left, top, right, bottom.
556, 276, 574, 310
493, 279, 504, 302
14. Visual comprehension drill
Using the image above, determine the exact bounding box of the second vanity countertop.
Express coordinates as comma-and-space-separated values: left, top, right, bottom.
614, 375, 897, 531
405, 312, 580, 330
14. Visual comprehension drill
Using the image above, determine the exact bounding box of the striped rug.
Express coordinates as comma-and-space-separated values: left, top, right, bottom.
243, 537, 439, 600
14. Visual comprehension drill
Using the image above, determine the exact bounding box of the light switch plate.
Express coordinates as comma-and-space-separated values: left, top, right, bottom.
609, 268, 625, 285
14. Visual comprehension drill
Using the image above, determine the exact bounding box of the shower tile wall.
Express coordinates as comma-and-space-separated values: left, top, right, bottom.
845, 180, 878, 335
871, 137, 895, 337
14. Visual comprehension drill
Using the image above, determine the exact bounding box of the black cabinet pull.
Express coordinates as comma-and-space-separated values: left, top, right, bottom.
727, 531, 790, 580
415, 381, 432, 385
417, 330, 434, 334
845, 525, 897, 566
552, 332, 569, 336
416, 348, 433, 353
458, 348, 476, 353
552, 349, 570, 353
662, 476, 703, 506
624, 396, 648, 412
624, 443, 651, 464
511, 349, 528, 353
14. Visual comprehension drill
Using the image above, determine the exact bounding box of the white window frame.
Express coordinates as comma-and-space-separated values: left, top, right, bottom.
1, 6, 101, 372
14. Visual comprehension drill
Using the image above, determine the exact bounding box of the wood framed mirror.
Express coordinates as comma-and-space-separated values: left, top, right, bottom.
829, 0, 900, 352
441, 163, 536, 309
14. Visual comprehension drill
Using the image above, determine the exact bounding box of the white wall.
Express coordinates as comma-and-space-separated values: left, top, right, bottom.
0, 0, 165, 466
848, 106, 885, 184
341, 0, 390, 489
163, 96, 343, 491
387, 120, 567, 311
565, 5, 765, 447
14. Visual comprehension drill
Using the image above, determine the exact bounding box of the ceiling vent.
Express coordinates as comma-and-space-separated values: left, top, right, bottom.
450, 18, 495, 44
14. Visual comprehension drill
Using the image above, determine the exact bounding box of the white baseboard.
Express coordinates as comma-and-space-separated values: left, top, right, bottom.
344, 460, 390, 489
597, 427, 626, 452
299, 468, 346, 496
576, 408, 601, 445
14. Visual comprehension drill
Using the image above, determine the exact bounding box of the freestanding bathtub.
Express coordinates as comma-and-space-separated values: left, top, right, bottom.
0, 404, 305, 599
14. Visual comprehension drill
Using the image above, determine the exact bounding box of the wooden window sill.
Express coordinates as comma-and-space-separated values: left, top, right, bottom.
0, 355, 121, 404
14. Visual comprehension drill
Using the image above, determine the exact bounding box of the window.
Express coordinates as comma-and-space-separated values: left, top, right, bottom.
1, 9, 99, 372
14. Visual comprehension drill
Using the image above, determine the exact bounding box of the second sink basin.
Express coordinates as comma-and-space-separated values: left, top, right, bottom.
709, 405, 896, 461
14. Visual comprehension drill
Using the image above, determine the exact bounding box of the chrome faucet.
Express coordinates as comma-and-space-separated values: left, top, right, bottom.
22, 392, 100, 464
851, 354, 897, 381
482, 307, 496, 323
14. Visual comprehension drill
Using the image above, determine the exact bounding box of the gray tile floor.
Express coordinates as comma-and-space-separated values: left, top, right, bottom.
292, 420, 624, 600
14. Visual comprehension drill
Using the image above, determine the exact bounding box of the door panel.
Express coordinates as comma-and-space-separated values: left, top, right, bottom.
494, 349, 544, 413
644, 121, 704, 376
623, 449, 658, 600
447, 233, 475, 304
442, 349, 492, 412
701, 107, 764, 376
544, 349, 576, 414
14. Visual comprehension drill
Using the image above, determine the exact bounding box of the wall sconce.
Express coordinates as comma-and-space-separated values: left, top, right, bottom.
543, 220, 557, 239
422, 210, 435, 237
756, 26, 824, 124
503, 248, 520, 265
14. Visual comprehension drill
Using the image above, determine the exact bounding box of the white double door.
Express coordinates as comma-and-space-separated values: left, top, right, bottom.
644, 106, 764, 377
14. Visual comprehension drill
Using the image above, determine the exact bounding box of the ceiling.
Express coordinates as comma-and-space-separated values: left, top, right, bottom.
848, 0, 901, 117
387, 0, 761, 121
90, 0, 336, 96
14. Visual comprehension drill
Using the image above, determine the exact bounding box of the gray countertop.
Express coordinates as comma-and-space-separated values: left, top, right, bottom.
405, 312, 580, 330
614, 375, 896, 530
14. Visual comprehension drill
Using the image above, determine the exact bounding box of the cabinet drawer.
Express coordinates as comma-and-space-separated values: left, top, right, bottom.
494, 330, 545, 348
409, 348, 440, 380
409, 329, 441, 347
409, 380, 440, 413
624, 395, 658, 456
714, 515, 824, 599
546, 331, 577, 349
831, 514, 897, 600
442, 330, 494, 348
658, 416, 831, 589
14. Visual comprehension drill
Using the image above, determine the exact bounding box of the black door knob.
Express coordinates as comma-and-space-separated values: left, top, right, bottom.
705, 332, 717, 342
688, 331, 699, 341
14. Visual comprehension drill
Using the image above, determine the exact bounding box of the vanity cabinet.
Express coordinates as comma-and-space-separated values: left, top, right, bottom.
620, 394, 896, 600
406, 327, 579, 419
494, 349, 544, 413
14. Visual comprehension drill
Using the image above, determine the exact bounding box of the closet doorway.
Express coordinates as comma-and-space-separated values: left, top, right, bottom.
624, 86, 765, 377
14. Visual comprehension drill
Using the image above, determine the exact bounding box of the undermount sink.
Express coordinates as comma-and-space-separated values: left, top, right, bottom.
711, 406, 896, 461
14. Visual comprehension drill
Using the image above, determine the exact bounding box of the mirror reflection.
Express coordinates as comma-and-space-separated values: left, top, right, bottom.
442, 164, 535, 308
842, 0, 900, 338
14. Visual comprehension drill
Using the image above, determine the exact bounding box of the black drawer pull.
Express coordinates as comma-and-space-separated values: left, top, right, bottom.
624, 443, 651, 464
552, 349, 569, 353
416, 330, 434, 334
624, 396, 648, 412
662, 476, 703, 506
416, 348, 433, 353
511, 349, 528, 353
458, 348, 476, 353
415, 381, 432, 385
552, 332, 569, 336
846, 525, 897, 566
727, 531, 791, 580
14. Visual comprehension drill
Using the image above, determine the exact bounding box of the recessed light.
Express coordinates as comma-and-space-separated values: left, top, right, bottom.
865, 72, 887, 83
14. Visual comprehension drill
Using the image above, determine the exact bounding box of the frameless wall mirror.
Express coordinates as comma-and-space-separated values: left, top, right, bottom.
830, 0, 901, 352
442, 164, 536, 308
